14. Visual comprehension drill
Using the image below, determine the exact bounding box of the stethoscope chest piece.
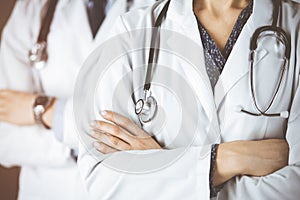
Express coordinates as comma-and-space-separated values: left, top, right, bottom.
29, 42, 48, 70
135, 93, 157, 123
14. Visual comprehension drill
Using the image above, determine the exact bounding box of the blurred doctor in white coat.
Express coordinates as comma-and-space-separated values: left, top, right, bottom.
0, 0, 156, 199
77, 0, 300, 199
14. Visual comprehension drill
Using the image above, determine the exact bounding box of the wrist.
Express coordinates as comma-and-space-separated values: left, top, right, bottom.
33, 95, 55, 129
29, 94, 38, 124
213, 141, 246, 185
42, 98, 56, 128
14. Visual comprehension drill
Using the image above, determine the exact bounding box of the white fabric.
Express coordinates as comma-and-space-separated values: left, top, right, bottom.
0, 0, 155, 199
78, 0, 300, 199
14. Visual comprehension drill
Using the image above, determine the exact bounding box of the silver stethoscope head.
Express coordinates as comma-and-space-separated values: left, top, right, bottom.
29, 42, 48, 70
28, 41, 48, 94
135, 90, 157, 123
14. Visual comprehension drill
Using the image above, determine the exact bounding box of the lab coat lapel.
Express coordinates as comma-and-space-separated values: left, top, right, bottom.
214, 0, 274, 109
167, 0, 217, 124
71, 0, 93, 41
65, 0, 105, 60
94, 0, 124, 44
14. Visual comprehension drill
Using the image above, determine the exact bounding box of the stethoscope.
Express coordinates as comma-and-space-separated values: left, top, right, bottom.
236, 0, 291, 118
134, 0, 171, 123
135, 0, 291, 123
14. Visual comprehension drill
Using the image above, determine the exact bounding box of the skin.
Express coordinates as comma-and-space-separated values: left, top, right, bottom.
0, 90, 55, 128
193, 0, 251, 50
0, 0, 289, 190
90, 111, 161, 152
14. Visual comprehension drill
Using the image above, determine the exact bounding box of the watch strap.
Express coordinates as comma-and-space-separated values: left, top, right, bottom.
33, 95, 53, 129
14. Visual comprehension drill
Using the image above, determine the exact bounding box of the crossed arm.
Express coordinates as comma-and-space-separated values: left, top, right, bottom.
90, 110, 289, 187
0, 87, 291, 195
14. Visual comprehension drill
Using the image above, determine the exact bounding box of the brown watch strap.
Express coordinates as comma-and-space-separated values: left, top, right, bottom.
33, 95, 54, 129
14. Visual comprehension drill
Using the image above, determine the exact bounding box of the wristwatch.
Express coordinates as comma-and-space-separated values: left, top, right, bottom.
33, 95, 53, 129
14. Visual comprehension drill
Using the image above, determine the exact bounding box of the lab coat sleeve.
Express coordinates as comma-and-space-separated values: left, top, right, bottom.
0, 0, 74, 168
60, 97, 81, 149
50, 97, 84, 151
79, 146, 212, 200
0, 123, 73, 168
51, 97, 79, 150
218, 67, 300, 198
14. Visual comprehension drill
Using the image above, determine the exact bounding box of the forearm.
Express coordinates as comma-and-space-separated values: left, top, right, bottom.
213, 139, 288, 186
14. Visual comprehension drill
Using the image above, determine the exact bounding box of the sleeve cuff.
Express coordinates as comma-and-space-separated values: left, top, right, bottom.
52, 98, 67, 142
209, 143, 225, 197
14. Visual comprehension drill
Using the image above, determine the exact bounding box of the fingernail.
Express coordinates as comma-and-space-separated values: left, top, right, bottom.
90, 121, 101, 129
101, 110, 107, 116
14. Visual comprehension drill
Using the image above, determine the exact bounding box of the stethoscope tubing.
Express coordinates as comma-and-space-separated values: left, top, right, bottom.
136, 0, 291, 122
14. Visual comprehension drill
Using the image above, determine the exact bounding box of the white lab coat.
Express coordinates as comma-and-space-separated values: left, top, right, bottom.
78, 0, 300, 199
0, 0, 156, 199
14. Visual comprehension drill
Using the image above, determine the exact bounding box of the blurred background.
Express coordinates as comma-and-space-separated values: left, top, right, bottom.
0, 2, 19, 200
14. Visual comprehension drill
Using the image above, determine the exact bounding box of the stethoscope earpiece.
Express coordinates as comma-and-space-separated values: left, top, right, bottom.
280, 111, 289, 119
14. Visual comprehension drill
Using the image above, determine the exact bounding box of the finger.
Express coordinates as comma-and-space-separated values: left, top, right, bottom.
93, 141, 118, 154
91, 120, 133, 143
0, 96, 6, 103
101, 110, 149, 138
0, 90, 8, 98
0, 112, 8, 123
0, 108, 7, 116
90, 130, 131, 151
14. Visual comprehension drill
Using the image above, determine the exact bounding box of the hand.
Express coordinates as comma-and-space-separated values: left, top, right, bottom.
0, 90, 36, 126
213, 139, 289, 186
90, 110, 162, 154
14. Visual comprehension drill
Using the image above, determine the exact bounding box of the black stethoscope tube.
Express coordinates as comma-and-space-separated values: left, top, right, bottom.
242, 0, 291, 118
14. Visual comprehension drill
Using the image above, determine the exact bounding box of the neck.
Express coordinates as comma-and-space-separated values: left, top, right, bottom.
194, 0, 250, 11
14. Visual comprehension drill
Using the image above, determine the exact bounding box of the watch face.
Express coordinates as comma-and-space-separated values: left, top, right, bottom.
34, 96, 49, 116
33, 105, 45, 115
